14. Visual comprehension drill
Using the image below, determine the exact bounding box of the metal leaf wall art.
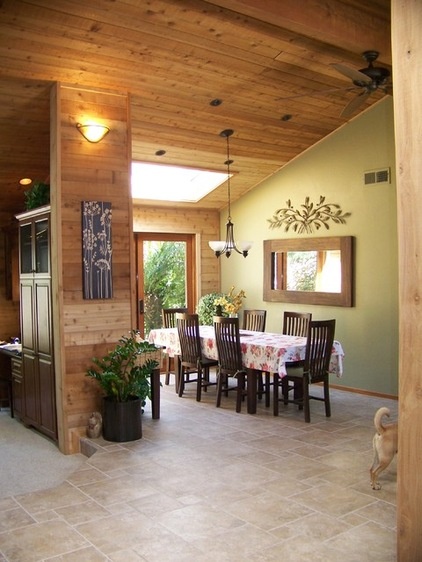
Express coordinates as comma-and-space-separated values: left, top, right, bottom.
267, 196, 351, 234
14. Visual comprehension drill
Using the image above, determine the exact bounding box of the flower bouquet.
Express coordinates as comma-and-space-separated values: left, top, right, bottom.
214, 286, 246, 316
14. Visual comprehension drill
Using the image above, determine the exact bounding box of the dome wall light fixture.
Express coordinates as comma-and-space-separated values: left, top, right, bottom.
208, 129, 253, 258
76, 122, 110, 143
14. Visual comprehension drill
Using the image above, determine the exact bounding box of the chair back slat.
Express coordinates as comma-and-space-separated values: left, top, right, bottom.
176, 313, 202, 365
162, 307, 188, 328
213, 316, 243, 373
243, 309, 266, 332
305, 319, 336, 383
282, 311, 312, 337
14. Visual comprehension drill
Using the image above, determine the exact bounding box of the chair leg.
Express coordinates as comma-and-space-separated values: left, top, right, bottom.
236, 372, 245, 413
324, 378, 331, 417
273, 374, 279, 416
294, 380, 304, 410
264, 372, 271, 408
164, 353, 170, 385
257, 373, 264, 399
196, 368, 202, 402
216, 370, 224, 407
282, 377, 290, 405
303, 374, 310, 423
178, 368, 185, 398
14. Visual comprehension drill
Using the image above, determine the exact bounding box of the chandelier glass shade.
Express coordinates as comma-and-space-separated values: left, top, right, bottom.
208, 129, 253, 258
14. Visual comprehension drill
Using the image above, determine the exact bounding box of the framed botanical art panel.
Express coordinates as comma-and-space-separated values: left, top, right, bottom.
82, 201, 113, 299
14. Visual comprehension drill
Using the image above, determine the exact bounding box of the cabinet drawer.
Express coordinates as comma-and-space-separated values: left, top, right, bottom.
11, 357, 22, 378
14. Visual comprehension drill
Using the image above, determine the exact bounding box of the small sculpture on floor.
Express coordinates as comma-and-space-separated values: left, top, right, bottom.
87, 411, 102, 439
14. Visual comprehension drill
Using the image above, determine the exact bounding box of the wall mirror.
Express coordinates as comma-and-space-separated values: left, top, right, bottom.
263, 236, 353, 306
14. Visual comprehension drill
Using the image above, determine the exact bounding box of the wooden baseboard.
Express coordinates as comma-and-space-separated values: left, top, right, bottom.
330, 383, 398, 401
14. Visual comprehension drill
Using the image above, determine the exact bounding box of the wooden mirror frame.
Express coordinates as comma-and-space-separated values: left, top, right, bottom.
263, 236, 354, 307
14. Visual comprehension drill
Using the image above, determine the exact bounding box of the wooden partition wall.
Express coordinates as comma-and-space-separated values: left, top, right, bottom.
50, 83, 134, 454
132, 205, 221, 298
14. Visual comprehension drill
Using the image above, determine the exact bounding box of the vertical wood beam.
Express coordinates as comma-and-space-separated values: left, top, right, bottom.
392, 0, 422, 559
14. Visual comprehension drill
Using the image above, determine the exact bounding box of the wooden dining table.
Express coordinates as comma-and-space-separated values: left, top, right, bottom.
148, 325, 344, 414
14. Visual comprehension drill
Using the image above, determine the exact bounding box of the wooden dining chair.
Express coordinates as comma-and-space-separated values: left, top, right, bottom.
278, 311, 313, 404
274, 319, 336, 422
242, 309, 267, 332
213, 316, 247, 413
176, 313, 218, 401
282, 311, 312, 338
242, 309, 269, 405
161, 307, 188, 385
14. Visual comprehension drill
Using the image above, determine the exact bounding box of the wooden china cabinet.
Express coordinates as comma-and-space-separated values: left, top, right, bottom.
16, 205, 57, 441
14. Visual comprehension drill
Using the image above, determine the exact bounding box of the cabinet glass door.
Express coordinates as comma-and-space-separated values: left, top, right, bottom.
20, 223, 33, 274
35, 218, 49, 273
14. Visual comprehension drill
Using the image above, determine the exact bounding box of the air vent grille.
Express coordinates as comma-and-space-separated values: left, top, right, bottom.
364, 168, 390, 185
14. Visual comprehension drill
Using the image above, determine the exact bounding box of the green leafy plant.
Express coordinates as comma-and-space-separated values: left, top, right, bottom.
143, 241, 186, 334
24, 181, 50, 210
196, 292, 225, 325
86, 331, 160, 403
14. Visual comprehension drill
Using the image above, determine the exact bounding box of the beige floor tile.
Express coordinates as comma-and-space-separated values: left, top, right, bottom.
54, 499, 111, 525
291, 482, 375, 517
0, 387, 397, 561
192, 522, 280, 558
46, 546, 109, 561
0, 507, 35, 532
78, 473, 158, 507
76, 511, 155, 554
326, 520, 396, 561
14, 482, 89, 515
156, 503, 245, 542
225, 490, 315, 531
0, 520, 88, 562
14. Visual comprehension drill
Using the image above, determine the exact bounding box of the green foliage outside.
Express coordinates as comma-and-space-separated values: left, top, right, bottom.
86, 331, 159, 403
196, 292, 225, 325
286, 251, 317, 291
144, 241, 186, 334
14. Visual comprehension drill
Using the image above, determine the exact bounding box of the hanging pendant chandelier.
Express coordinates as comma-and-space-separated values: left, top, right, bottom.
209, 129, 253, 258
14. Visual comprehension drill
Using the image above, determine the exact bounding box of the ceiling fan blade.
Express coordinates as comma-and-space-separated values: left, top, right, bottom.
341, 90, 371, 117
331, 63, 372, 85
277, 85, 356, 102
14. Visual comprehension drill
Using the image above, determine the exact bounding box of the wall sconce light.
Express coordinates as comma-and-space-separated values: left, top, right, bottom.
76, 122, 110, 143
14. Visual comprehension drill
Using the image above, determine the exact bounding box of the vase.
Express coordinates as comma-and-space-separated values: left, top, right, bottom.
215, 304, 223, 316
229, 313, 238, 318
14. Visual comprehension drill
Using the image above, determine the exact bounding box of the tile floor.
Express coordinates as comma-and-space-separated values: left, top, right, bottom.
0, 377, 398, 561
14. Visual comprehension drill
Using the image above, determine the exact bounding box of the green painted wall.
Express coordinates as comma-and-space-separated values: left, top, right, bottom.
220, 97, 398, 396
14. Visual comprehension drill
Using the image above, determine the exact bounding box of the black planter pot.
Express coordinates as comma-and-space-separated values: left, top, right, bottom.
102, 396, 142, 442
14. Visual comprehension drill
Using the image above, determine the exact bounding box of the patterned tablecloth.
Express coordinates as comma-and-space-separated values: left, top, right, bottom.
148, 325, 344, 378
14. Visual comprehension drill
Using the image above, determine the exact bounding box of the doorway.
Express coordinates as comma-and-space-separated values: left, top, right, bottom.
135, 233, 196, 337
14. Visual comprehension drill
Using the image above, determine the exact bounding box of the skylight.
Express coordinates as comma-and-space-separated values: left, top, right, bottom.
131, 162, 227, 202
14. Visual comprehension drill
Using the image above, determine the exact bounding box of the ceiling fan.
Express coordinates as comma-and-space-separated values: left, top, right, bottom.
277, 51, 391, 118
331, 51, 391, 117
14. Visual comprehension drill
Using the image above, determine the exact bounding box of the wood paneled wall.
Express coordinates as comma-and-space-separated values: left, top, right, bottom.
51, 83, 134, 453
132, 205, 221, 297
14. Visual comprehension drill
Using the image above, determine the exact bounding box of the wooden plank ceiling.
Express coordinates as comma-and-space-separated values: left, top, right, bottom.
0, 0, 391, 226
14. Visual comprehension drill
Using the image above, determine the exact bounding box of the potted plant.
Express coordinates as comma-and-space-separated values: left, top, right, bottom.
86, 330, 161, 442
24, 181, 50, 210
196, 292, 225, 325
